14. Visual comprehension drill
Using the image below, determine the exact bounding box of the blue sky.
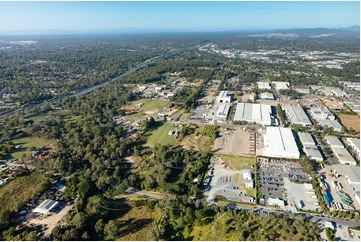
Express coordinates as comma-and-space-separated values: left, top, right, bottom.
0, 1, 359, 33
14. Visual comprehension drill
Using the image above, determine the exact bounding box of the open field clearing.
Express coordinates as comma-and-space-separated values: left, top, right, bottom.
28, 109, 71, 122
129, 99, 170, 112
0, 173, 47, 225
146, 123, 177, 147
11, 136, 53, 159
219, 155, 256, 170
339, 114, 360, 132
115, 206, 155, 241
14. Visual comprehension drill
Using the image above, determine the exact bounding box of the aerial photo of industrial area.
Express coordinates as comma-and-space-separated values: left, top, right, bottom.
0, 1, 360, 241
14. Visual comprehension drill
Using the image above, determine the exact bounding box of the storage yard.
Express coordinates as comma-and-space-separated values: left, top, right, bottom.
206, 157, 255, 204
214, 127, 257, 156
320, 165, 360, 210
284, 181, 321, 212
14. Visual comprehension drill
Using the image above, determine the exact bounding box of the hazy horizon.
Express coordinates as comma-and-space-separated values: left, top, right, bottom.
0, 1, 359, 35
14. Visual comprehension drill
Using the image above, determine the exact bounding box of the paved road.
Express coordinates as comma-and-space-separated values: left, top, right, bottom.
0, 51, 181, 121
126, 189, 359, 228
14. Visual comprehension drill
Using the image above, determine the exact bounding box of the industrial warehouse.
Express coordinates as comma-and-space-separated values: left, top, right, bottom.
325, 136, 357, 165
233, 102, 273, 125
298, 132, 324, 162
282, 105, 312, 126
260, 127, 300, 159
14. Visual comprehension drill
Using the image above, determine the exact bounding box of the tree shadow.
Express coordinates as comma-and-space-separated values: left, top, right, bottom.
118, 218, 153, 237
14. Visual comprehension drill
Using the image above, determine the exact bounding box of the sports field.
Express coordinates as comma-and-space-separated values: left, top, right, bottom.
339, 114, 360, 132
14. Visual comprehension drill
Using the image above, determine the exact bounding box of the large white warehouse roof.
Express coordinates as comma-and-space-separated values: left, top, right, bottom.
333, 164, 360, 185
263, 127, 300, 159
234, 102, 272, 125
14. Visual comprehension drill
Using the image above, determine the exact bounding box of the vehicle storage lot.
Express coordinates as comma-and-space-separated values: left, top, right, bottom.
320, 166, 360, 210
257, 158, 310, 205
206, 157, 255, 203
284, 179, 321, 212
214, 127, 256, 156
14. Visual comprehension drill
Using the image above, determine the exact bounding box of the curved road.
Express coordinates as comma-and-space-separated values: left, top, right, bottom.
0, 51, 178, 121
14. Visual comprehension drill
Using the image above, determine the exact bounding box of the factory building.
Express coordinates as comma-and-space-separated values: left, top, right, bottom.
318, 119, 343, 132
257, 81, 272, 90
298, 132, 316, 146
216, 105, 230, 121
346, 138, 360, 156
325, 135, 344, 148
298, 132, 324, 162
325, 136, 357, 165
282, 105, 312, 126
332, 147, 357, 165
233, 102, 272, 125
216, 90, 232, 103
259, 92, 274, 100
272, 81, 290, 91
310, 107, 335, 120
263, 127, 300, 159
303, 146, 324, 162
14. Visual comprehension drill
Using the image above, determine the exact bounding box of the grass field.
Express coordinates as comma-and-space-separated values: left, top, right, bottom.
178, 112, 191, 121
146, 123, 177, 147
11, 136, 52, 159
0, 173, 47, 226
29, 109, 70, 122
219, 155, 255, 170
133, 99, 170, 112
339, 114, 360, 132
115, 206, 155, 241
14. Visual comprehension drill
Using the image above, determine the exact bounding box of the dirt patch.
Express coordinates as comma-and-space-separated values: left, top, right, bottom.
28, 204, 73, 236
339, 114, 360, 132
213, 127, 256, 156
180, 135, 199, 150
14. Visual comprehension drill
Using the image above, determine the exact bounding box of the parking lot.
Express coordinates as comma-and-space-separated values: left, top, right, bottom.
206, 157, 255, 203
257, 158, 311, 205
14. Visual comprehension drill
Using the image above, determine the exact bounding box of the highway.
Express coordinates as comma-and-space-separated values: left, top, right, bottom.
0, 52, 173, 121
